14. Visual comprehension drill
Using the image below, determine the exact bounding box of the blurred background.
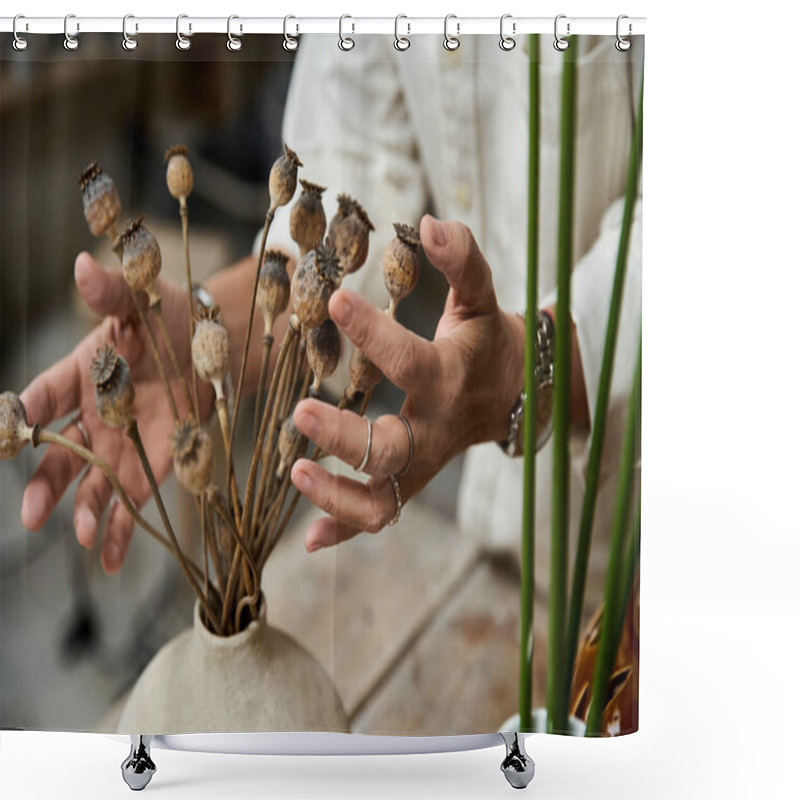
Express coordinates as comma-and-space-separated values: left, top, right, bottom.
1, 35, 521, 735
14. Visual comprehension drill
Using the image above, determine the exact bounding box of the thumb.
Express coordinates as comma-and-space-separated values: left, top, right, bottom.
74, 251, 137, 321
419, 215, 497, 313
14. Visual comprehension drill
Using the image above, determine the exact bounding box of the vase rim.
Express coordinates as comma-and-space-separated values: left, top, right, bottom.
193, 590, 267, 646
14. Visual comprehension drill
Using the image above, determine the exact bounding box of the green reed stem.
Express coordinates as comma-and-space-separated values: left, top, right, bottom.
519, 32, 540, 735
546, 35, 576, 735
564, 70, 644, 708
585, 336, 641, 736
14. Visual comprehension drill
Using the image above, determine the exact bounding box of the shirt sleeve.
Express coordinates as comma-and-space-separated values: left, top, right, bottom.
542, 194, 643, 439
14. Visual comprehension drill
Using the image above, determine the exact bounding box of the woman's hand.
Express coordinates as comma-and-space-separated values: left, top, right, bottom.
19, 252, 212, 573
291, 215, 526, 553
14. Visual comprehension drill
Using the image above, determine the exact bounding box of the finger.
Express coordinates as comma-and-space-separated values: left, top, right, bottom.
73, 464, 114, 548
21, 424, 87, 532
74, 251, 137, 321
19, 352, 81, 430
305, 516, 361, 553
419, 215, 497, 313
291, 459, 396, 534
294, 399, 410, 479
100, 499, 136, 575
328, 288, 438, 395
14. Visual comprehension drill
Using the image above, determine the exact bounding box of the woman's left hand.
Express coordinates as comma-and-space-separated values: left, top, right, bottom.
291, 214, 526, 553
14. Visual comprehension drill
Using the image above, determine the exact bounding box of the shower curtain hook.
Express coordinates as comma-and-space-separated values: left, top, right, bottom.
394, 15, 410, 51
176, 14, 192, 51
339, 15, 355, 51
283, 15, 299, 51
64, 14, 80, 51
443, 14, 460, 51
227, 15, 243, 51
499, 14, 516, 51
616, 14, 632, 51
12, 15, 28, 51
122, 15, 138, 51
554, 14, 570, 51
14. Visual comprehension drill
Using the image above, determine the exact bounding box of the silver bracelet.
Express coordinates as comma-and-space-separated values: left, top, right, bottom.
498, 310, 555, 457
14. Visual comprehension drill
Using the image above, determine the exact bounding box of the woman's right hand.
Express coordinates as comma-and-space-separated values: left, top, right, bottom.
19, 252, 211, 573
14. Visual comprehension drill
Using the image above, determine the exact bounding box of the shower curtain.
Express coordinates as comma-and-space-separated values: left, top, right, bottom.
0, 25, 642, 741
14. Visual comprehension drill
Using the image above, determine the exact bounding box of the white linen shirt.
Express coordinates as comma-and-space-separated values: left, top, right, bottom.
261, 34, 643, 609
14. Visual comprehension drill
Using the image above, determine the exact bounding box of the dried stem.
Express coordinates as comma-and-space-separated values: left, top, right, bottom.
180, 199, 201, 422
204, 493, 225, 587
125, 419, 219, 633
105, 227, 180, 424
244, 322, 299, 543
32, 426, 210, 592
227, 206, 277, 483
152, 304, 194, 416
254, 333, 275, 440
130, 290, 180, 423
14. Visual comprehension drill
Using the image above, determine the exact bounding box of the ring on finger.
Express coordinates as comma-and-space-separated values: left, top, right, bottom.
388, 474, 402, 526
355, 416, 373, 473
396, 415, 414, 477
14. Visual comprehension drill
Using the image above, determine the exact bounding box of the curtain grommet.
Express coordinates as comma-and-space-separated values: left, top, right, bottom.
122, 14, 138, 51
12, 14, 28, 51
338, 15, 355, 51
394, 15, 410, 51
64, 13, 80, 51
616, 15, 632, 51
227, 15, 242, 51
499, 14, 516, 51
554, 14, 570, 51
283, 15, 299, 51
443, 14, 460, 51
176, 14, 192, 51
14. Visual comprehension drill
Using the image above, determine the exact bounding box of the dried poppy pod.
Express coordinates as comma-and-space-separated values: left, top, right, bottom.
276, 415, 308, 480
0, 392, 33, 460
290, 179, 327, 257
191, 306, 231, 399
90, 344, 135, 428
79, 162, 122, 238
269, 143, 303, 211
165, 144, 194, 201
256, 250, 291, 338
344, 346, 383, 405
328, 194, 374, 276
306, 319, 341, 395
171, 420, 214, 496
115, 216, 162, 309
383, 223, 421, 318
291, 240, 342, 333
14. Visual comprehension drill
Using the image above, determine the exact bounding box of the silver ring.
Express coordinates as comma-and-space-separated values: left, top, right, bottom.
443, 14, 460, 51
176, 14, 192, 51
394, 15, 410, 51
13, 15, 28, 51
499, 14, 516, 51
396, 415, 414, 477
338, 15, 355, 51
388, 475, 402, 526
554, 14, 570, 51
122, 14, 138, 51
616, 15, 632, 52
64, 14, 79, 51
283, 15, 299, 51
227, 15, 243, 51
355, 416, 373, 473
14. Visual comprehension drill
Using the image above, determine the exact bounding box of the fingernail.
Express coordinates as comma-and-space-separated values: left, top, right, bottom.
331, 291, 353, 327
428, 216, 447, 247
75, 508, 97, 547
293, 466, 314, 494
294, 408, 320, 441
306, 539, 320, 553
